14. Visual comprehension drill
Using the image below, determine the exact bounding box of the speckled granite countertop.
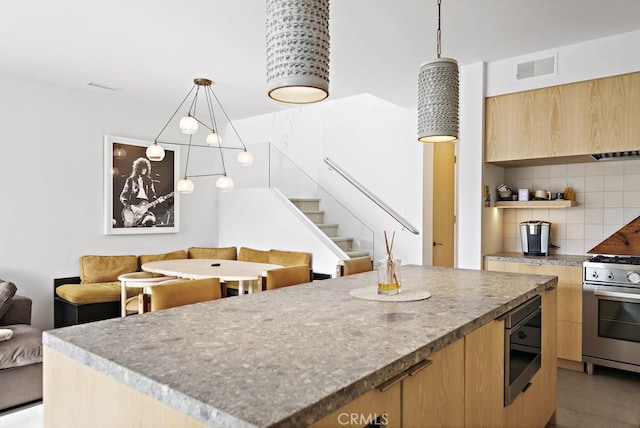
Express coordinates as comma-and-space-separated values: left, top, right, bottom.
484, 252, 589, 267
43, 265, 557, 428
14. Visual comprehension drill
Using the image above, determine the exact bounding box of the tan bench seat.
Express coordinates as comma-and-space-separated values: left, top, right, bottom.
56, 282, 140, 305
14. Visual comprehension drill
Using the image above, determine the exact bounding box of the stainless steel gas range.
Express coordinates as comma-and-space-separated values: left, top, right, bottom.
583, 255, 640, 375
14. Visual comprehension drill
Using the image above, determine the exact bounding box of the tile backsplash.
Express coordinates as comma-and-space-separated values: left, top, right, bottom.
502, 158, 640, 256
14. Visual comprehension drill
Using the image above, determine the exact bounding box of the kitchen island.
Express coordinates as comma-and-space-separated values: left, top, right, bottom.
43, 265, 558, 427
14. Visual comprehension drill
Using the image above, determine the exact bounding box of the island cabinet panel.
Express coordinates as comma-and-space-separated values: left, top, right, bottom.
485, 260, 583, 371
504, 288, 558, 428
464, 320, 505, 428
402, 338, 465, 427
310, 381, 401, 428
43, 347, 205, 428
485, 71, 640, 164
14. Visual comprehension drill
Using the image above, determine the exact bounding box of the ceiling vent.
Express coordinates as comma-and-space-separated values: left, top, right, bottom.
592, 151, 640, 161
516, 55, 556, 80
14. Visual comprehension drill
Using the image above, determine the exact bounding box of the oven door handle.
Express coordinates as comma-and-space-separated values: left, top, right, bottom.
594, 288, 640, 301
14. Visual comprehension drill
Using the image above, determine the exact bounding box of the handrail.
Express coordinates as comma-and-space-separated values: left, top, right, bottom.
324, 157, 420, 235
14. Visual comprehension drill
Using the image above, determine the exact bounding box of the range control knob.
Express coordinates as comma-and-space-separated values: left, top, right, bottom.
627, 271, 640, 284
591, 271, 599, 279
608, 272, 615, 280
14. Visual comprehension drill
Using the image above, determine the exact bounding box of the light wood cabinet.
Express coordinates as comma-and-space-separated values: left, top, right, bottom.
485, 261, 583, 371
402, 338, 465, 427
485, 71, 640, 164
504, 288, 558, 427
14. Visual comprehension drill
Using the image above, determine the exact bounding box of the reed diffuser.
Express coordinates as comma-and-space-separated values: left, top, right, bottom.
378, 231, 402, 295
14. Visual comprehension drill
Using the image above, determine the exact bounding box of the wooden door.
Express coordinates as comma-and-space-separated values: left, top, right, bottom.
432, 143, 456, 267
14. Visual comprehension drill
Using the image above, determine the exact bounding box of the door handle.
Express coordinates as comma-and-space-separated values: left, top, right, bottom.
433, 242, 443, 247
594, 288, 640, 301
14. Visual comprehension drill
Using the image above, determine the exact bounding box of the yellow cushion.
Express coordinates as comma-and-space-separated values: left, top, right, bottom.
138, 250, 187, 266
80, 255, 138, 284
238, 247, 269, 263
187, 247, 237, 260
265, 265, 311, 290
56, 282, 138, 304
268, 249, 312, 268
150, 278, 221, 311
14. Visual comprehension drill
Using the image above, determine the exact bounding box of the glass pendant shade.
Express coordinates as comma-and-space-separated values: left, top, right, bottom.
237, 150, 254, 166
206, 131, 221, 146
266, 0, 330, 104
177, 178, 195, 194
417, 58, 459, 143
216, 175, 234, 192
179, 115, 198, 134
146, 142, 165, 161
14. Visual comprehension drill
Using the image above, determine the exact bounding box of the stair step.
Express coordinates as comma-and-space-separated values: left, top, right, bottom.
302, 210, 325, 223
331, 236, 353, 251
316, 223, 339, 236
346, 250, 370, 258
290, 198, 321, 211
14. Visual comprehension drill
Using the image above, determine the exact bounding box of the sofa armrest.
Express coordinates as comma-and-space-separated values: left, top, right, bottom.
0, 295, 32, 326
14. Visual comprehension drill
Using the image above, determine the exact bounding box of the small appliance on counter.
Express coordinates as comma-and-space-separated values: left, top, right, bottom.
520, 221, 551, 256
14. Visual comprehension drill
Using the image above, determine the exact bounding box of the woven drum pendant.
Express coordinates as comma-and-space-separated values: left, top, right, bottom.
417, 57, 459, 143
266, 0, 330, 104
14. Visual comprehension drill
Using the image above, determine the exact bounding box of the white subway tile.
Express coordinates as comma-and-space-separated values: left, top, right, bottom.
585, 224, 604, 240
566, 208, 585, 224
603, 208, 624, 225
584, 192, 604, 208
517, 167, 533, 179
623, 191, 640, 207
603, 224, 621, 238
623, 159, 640, 174
624, 174, 640, 191
532, 178, 550, 192
585, 208, 604, 224
505, 168, 518, 183
552, 223, 567, 240
584, 240, 602, 253
566, 224, 585, 240
504, 222, 517, 238
623, 208, 640, 224
566, 176, 585, 193
517, 179, 533, 192
603, 175, 623, 192
504, 209, 517, 222
566, 164, 585, 177
549, 209, 567, 224
603, 161, 624, 176
533, 166, 550, 178
585, 162, 604, 176
565, 240, 585, 255
517, 209, 535, 223
585, 175, 604, 191
549, 164, 567, 178
551, 239, 566, 255
603, 191, 624, 208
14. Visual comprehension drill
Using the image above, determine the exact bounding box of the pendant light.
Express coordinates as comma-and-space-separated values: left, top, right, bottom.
266, 0, 330, 104
417, 0, 459, 143
148, 78, 253, 193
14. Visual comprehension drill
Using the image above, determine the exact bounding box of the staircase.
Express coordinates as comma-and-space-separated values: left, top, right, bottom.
290, 198, 369, 258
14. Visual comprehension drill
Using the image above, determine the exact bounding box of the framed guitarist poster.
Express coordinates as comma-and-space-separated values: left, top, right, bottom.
104, 135, 179, 235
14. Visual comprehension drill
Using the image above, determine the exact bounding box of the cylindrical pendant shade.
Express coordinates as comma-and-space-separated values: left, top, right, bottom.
417, 58, 459, 143
266, 0, 330, 104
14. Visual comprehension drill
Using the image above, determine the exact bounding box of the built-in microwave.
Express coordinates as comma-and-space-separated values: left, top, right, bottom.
503, 295, 542, 406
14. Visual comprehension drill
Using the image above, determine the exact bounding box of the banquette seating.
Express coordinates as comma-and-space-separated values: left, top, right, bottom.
54, 246, 314, 327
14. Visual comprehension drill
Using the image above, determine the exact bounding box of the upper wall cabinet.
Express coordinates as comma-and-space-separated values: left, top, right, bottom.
485, 71, 640, 166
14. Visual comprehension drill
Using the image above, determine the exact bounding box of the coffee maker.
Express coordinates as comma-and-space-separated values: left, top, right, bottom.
519, 221, 551, 256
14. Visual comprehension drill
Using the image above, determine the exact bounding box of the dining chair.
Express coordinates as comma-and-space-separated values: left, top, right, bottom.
238, 246, 270, 263
150, 278, 222, 311
337, 256, 373, 277
261, 265, 311, 291
268, 249, 313, 281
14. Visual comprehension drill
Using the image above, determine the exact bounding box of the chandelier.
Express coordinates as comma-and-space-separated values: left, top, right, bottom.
145, 78, 253, 193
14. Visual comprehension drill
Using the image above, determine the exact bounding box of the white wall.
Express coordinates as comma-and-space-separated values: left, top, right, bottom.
231, 94, 423, 265
0, 72, 221, 329
457, 62, 487, 269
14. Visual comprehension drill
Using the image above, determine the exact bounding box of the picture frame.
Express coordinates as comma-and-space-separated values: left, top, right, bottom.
104, 135, 179, 235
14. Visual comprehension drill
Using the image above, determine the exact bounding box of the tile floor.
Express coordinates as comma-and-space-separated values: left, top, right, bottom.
0, 367, 639, 427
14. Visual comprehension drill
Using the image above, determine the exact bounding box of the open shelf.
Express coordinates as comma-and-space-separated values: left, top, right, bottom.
495, 200, 577, 209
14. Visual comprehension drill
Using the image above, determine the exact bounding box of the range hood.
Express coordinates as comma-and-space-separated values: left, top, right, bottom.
591, 151, 640, 161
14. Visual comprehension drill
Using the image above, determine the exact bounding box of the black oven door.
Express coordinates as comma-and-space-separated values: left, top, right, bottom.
504, 296, 542, 406
583, 283, 640, 369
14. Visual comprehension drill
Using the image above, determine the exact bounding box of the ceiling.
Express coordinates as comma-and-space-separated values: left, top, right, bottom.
2, 0, 640, 120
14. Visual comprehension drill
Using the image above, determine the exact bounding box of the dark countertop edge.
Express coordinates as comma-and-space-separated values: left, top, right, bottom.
484, 252, 589, 267
43, 276, 558, 428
